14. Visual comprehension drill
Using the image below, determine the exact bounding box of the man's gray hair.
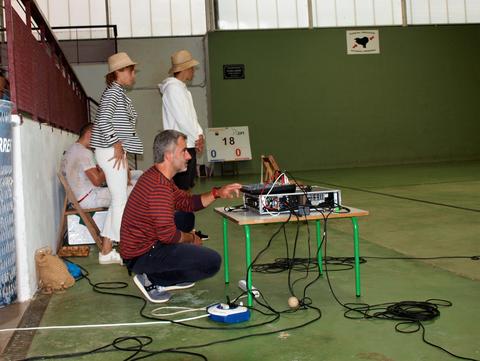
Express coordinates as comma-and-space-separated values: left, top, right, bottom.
153, 129, 187, 163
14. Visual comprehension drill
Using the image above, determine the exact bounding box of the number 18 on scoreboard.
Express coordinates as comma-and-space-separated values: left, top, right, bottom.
205, 126, 252, 162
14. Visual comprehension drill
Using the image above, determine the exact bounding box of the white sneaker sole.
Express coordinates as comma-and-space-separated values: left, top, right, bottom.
163, 282, 196, 292
98, 258, 122, 265
133, 275, 171, 303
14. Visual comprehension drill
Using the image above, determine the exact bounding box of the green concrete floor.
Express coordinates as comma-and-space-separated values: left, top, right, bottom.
8, 161, 480, 360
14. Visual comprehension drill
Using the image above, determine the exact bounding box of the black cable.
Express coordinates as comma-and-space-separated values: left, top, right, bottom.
22, 336, 153, 361
42, 171, 478, 360
127, 304, 322, 361
40, 224, 324, 361
364, 255, 480, 261
252, 255, 368, 273
320, 218, 479, 361
25, 256, 322, 361
297, 176, 480, 213
252, 253, 478, 274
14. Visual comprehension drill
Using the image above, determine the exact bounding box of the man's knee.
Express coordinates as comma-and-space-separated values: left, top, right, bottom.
206, 250, 222, 276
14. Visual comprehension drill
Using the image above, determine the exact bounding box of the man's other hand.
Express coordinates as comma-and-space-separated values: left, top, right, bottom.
218, 183, 242, 199
192, 231, 202, 246
195, 135, 205, 154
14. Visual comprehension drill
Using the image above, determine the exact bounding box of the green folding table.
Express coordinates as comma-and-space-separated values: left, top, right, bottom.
214, 206, 369, 306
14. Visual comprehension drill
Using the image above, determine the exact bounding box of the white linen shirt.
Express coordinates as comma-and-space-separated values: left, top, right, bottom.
60, 143, 97, 201
158, 77, 203, 148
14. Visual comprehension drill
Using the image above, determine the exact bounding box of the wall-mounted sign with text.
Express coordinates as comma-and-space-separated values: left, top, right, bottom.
346, 30, 380, 55
223, 64, 245, 80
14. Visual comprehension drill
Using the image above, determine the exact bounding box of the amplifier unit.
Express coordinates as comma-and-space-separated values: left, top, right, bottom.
243, 186, 341, 215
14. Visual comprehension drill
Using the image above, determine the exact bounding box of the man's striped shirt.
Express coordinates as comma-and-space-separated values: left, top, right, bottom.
120, 166, 204, 259
91, 82, 143, 154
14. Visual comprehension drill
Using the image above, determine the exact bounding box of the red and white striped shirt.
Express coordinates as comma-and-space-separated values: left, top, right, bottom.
120, 166, 204, 259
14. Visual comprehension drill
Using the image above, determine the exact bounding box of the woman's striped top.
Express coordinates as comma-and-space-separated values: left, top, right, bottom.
90, 82, 143, 154
120, 166, 204, 259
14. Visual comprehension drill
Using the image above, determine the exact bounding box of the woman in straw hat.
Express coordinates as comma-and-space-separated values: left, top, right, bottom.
90, 52, 143, 265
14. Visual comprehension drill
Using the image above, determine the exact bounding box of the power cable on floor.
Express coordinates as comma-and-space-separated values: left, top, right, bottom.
320, 216, 479, 361
297, 176, 480, 213
22, 219, 325, 361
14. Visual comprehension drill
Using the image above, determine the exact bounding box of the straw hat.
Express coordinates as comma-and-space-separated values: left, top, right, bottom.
106, 52, 137, 75
168, 50, 199, 75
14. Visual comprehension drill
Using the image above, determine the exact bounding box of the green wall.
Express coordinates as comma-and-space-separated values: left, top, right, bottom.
208, 25, 480, 173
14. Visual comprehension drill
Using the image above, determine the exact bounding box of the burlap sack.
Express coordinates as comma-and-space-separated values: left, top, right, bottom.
35, 247, 75, 294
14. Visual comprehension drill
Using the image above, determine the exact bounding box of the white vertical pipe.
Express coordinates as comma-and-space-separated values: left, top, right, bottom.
307, 0, 313, 28
128, 0, 133, 37
372, 0, 376, 25
446, 0, 450, 24
189, 0, 193, 35
401, 0, 407, 26
353, 0, 358, 25
428, 0, 432, 23
169, 0, 173, 36
235, 0, 239, 29
205, 0, 215, 31
275, 0, 279, 28
149, 0, 153, 36
87, 0, 92, 39
334, 0, 339, 26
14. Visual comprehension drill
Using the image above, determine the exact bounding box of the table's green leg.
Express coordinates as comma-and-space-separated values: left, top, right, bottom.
244, 224, 253, 307
222, 217, 229, 284
351, 217, 361, 297
316, 220, 323, 275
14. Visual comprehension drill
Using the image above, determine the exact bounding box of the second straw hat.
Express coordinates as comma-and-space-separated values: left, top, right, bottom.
107, 52, 137, 75
169, 50, 199, 74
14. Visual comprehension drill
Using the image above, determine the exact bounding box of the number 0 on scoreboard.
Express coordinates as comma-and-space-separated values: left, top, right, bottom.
205, 126, 252, 162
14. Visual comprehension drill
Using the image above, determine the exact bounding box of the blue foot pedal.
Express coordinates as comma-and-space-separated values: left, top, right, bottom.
207, 303, 250, 323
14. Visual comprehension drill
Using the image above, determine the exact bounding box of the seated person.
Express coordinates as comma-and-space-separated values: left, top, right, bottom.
61, 123, 110, 209
120, 129, 242, 303
61, 123, 141, 264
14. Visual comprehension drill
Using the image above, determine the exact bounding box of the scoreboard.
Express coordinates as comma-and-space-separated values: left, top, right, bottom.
205, 126, 252, 162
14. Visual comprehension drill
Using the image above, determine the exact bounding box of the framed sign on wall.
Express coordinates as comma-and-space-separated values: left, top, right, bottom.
205, 126, 252, 162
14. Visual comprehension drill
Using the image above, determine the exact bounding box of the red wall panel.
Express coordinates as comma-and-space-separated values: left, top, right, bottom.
10, 9, 88, 133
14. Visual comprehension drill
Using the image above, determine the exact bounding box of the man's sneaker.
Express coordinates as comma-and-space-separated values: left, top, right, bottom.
162, 282, 195, 292
195, 230, 209, 241
133, 274, 171, 303
99, 249, 123, 265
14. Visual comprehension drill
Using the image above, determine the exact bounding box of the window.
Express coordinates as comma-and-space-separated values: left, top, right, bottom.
34, 0, 480, 37
216, 0, 480, 29
35, 0, 207, 39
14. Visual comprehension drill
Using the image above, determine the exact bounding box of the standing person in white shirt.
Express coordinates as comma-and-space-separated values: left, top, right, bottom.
158, 50, 208, 240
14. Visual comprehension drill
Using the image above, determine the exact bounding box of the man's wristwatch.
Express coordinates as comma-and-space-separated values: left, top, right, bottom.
211, 187, 221, 199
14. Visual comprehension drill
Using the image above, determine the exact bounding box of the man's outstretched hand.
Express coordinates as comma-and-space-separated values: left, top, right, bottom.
217, 183, 242, 199
201, 183, 243, 208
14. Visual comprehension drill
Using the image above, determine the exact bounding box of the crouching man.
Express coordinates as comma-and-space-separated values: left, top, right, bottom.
120, 130, 241, 303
